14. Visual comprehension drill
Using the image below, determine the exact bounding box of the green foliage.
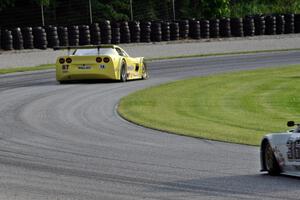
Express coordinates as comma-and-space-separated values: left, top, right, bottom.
230, 0, 271, 17
0, 0, 15, 10
92, 0, 130, 21
230, 0, 300, 18
199, 0, 231, 18
1, 0, 300, 24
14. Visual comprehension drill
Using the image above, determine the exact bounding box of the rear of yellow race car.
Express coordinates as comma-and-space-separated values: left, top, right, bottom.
56, 55, 120, 82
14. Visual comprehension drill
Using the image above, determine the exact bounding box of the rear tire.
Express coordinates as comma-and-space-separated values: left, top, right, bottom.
58, 81, 66, 84
120, 61, 127, 82
141, 61, 149, 80
264, 142, 281, 176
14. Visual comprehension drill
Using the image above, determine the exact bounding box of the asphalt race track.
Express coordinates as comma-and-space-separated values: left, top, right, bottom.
1, 51, 300, 200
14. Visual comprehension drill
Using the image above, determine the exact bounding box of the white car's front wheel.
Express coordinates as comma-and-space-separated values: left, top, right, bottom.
264, 142, 281, 176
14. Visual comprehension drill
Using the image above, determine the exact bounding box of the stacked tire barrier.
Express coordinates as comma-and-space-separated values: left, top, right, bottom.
2, 12, 300, 52
189, 20, 201, 39
265, 15, 276, 35
220, 18, 231, 37
243, 16, 255, 36
68, 25, 79, 46
2, 29, 13, 50
140, 21, 151, 43
12, 27, 24, 50
45, 26, 59, 48
210, 19, 220, 38
100, 20, 112, 44
111, 22, 120, 44
129, 21, 140, 43
22, 27, 34, 49
179, 20, 189, 39
57, 26, 69, 46
200, 20, 210, 39
254, 15, 266, 35
79, 25, 91, 45
295, 14, 300, 33
231, 18, 244, 37
170, 22, 179, 40
90, 23, 101, 45
120, 21, 131, 43
33, 27, 47, 49
151, 21, 162, 42
284, 14, 295, 34
276, 15, 285, 34
161, 21, 170, 41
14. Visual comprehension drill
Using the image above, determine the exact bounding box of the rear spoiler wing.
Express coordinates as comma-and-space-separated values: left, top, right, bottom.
53, 45, 117, 55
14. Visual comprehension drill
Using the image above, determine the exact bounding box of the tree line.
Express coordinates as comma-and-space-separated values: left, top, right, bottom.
0, 0, 300, 26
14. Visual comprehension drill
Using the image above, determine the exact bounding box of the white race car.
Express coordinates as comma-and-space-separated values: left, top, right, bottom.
261, 121, 300, 176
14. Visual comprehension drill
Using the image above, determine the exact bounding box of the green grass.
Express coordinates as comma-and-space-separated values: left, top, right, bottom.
147, 49, 300, 61
118, 64, 300, 146
0, 64, 54, 75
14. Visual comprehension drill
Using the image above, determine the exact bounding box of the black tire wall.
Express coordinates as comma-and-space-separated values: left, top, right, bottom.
170, 22, 179, 40
140, 21, 151, 43
12, 27, 24, 50
151, 21, 162, 42
220, 18, 231, 37
2, 29, 13, 50
111, 22, 120, 44
100, 20, 112, 44
189, 20, 201, 39
90, 23, 101, 45
276, 15, 285, 34
68, 25, 79, 46
284, 14, 295, 34
210, 19, 220, 38
231, 18, 244, 37
58, 26, 69, 46
200, 20, 210, 39
33, 27, 47, 49
120, 21, 131, 43
45, 26, 59, 48
295, 14, 300, 33
162, 21, 171, 41
254, 15, 266, 35
265, 16, 276, 35
79, 25, 91, 45
243, 16, 255, 36
129, 21, 141, 43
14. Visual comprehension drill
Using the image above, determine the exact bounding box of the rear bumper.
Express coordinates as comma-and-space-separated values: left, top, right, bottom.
56, 64, 119, 81
57, 73, 117, 81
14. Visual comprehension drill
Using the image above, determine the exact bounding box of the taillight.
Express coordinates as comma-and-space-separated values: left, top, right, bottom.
59, 58, 65, 64
96, 57, 102, 63
103, 57, 110, 63
66, 57, 72, 63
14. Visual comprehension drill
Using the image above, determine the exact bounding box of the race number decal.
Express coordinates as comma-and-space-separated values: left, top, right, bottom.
287, 138, 300, 161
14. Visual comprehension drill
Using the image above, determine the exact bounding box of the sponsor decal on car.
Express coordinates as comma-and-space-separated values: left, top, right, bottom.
78, 64, 92, 70
127, 66, 134, 71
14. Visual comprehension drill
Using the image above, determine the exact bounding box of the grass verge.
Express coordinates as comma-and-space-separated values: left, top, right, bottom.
118, 64, 300, 146
0, 64, 54, 75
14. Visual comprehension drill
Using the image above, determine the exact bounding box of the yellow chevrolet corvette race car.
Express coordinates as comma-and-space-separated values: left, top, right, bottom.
55, 45, 148, 83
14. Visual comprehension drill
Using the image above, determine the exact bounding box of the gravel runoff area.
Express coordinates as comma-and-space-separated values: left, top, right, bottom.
0, 34, 300, 69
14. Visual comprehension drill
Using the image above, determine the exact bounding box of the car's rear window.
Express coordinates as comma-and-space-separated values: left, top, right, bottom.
74, 48, 118, 56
